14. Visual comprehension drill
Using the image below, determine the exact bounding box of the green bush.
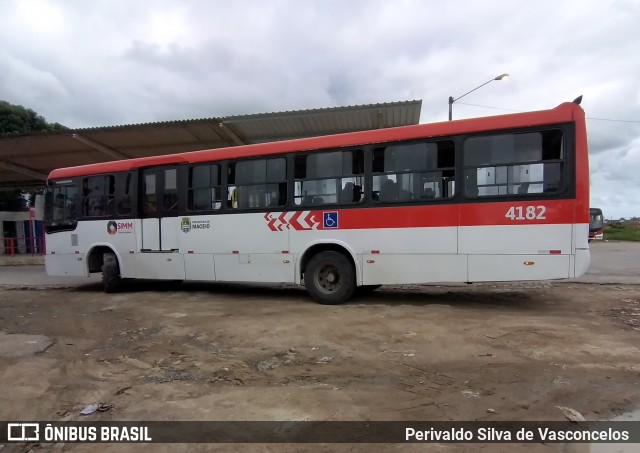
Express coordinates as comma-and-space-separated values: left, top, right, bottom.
603, 223, 640, 241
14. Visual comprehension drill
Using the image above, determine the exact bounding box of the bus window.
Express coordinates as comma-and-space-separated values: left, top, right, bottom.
589, 208, 604, 240
188, 164, 221, 211
463, 130, 564, 198
372, 140, 455, 202
83, 175, 115, 217
44, 181, 78, 231
143, 173, 157, 214
294, 150, 364, 206
163, 168, 178, 212
227, 157, 286, 210
116, 172, 133, 216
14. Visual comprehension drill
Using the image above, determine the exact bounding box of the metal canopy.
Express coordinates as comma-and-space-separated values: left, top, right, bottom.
0, 100, 421, 189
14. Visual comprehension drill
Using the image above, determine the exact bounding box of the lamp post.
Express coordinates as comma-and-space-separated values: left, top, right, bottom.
448, 73, 509, 121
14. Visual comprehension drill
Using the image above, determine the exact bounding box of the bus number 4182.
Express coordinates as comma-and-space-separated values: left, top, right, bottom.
505, 205, 547, 221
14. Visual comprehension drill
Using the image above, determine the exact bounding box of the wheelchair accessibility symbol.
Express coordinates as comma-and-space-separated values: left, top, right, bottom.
323, 211, 339, 229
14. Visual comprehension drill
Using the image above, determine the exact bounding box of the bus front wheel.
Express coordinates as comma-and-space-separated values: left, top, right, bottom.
102, 252, 122, 293
305, 251, 355, 305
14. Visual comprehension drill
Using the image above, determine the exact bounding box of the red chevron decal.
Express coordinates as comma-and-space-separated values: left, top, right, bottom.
264, 213, 278, 231
289, 211, 303, 230
304, 211, 320, 230
277, 212, 288, 231
264, 211, 322, 231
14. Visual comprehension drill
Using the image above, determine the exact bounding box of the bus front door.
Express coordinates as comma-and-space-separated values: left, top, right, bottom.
138, 166, 185, 279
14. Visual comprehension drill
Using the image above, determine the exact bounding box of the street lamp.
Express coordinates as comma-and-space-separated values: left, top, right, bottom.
448, 73, 509, 121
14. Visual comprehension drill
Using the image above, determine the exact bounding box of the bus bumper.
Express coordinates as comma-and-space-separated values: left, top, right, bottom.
573, 248, 590, 278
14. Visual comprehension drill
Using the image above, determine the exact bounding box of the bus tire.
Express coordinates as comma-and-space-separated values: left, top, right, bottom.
102, 252, 121, 293
305, 251, 355, 305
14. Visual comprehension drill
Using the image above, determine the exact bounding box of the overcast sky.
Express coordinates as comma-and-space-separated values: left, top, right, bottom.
1, 0, 639, 218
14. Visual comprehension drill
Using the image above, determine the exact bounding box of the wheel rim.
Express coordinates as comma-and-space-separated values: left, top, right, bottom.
314, 262, 342, 295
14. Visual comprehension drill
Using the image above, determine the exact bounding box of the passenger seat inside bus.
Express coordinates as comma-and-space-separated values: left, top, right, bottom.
397, 189, 412, 201
379, 179, 398, 202
340, 183, 362, 203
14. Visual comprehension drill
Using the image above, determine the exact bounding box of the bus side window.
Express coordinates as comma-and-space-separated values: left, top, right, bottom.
187, 164, 221, 212
228, 158, 286, 210
105, 175, 116, 215
463, 130, 564, 198
163, 168, 178, 212
373, 140, 454, 203
83, 175, 114, 217
117, 173, 133, 216
295, 150, 363, 206
143, 173, 157, 214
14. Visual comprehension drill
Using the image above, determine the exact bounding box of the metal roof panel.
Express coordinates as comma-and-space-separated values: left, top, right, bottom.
0, 100, 421, 189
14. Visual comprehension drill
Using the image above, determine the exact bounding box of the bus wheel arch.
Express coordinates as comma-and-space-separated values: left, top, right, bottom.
300, 244, 357, 305
87, 245, 119, 273
87, 246, 122, 293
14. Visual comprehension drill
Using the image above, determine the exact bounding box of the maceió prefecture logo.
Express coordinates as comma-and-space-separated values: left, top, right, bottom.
181, 217, 191, 233
181, 217, 210, 233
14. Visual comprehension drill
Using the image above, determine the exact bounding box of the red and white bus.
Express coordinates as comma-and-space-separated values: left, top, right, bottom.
589, 208, 604, 241
44, 100, 590, 304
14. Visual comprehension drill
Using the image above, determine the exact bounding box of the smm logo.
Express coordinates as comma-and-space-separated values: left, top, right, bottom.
107, 221, 118, 235
107, 221, 133, 235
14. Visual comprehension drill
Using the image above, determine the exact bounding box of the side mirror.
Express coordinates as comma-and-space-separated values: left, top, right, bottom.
33, 194, 45, 219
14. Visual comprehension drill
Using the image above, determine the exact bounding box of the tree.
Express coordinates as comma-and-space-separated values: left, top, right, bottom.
0, 100, 67, 138
0, 101, 67, 210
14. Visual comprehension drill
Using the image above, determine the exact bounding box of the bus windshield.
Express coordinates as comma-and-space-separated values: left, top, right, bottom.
44, 180, 79, 232
589, 208, 603, 231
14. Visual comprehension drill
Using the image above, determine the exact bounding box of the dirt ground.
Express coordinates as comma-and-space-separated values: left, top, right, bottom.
0, 279, 639, 452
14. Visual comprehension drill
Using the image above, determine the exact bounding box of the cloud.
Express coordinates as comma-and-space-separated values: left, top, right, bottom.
0, 53, 68, 105
590, 135, 640, 219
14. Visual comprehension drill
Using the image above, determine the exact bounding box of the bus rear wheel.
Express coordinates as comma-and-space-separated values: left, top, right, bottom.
102, 252, 122, 293
305, 251, 355, 305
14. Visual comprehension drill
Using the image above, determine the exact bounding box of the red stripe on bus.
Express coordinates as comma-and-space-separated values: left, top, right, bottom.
335, 199, 586, 230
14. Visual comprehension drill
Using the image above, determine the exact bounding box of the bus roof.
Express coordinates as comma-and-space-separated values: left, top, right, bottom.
48, 102, 585, 180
